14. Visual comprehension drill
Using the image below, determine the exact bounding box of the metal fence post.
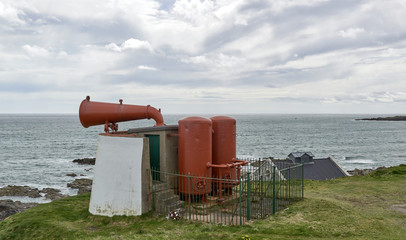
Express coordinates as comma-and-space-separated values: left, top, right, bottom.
247, 172, 251, 221
239, 175, 242, 225
188, 173, 191, 220
260, 175, 263, 218
272, 165, 276, 214
288, 166, 291, 204
301, 163, 304, 199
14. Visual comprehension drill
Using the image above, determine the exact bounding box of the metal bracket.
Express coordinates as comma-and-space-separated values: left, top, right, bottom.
104, 121, 118, 133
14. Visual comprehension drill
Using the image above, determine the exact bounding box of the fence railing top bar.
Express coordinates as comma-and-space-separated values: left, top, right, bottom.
279, 163, 305, 172
151, 168, 241, 183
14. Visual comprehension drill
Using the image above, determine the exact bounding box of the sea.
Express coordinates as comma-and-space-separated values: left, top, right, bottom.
1, 114, 405, 203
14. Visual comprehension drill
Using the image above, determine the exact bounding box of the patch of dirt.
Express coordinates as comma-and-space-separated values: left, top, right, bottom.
87, 226, 100, 232
389, 204, 406, 215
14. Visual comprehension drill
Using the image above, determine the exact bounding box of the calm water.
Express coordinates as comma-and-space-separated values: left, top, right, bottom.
1, 114, 405, 201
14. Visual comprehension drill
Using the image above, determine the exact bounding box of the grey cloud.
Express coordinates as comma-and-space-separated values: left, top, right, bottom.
325, 92, 406, 104
0, 81, 50, 93
158, 0, 176, 11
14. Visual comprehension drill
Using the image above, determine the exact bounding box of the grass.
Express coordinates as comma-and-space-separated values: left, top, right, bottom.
1, 165, 405, 240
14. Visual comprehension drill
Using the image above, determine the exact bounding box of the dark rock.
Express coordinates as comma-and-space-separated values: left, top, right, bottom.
66, 173, 77, 177
67, 178, 93, 194
0, 200, 38, 222
348, 167, 387, 176
40, 188, 68, 201
0, 185, 70, 201
73, 158, 96, 165
376, 166, 387, 171
0, 185, 41, 198
356, 116, 406, 121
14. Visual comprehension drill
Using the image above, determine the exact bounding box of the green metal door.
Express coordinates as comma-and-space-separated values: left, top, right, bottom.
147, 135, 160, 180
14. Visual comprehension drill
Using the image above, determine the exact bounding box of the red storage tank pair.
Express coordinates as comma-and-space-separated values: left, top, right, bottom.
178, 116, 242, 200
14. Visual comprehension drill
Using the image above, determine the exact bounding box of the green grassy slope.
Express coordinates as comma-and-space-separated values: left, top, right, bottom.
1, 165, 405, 240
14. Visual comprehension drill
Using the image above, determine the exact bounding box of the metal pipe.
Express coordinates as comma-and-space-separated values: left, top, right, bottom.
206, 159, 249, 169
79, 96, 165, 129
206, 162, 234, 168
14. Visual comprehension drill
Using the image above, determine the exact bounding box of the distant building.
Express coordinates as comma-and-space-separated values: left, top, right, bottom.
274, 152, 349, 180
288, 152, 315, 164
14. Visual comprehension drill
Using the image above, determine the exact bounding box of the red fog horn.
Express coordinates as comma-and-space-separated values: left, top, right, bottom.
79, 96, 165, 132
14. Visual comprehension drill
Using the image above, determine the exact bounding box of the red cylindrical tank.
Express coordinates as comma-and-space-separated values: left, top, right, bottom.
211, 116, 238, 196
178, 117, 212, 196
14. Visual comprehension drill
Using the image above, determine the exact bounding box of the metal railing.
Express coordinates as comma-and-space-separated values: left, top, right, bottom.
151, 158, 303, 225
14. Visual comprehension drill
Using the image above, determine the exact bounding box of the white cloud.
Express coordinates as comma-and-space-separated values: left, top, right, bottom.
138, 65, 157, 71
182, 55, 207, 65
181, 53, 248, 81
21, 45, 69, 59
104, 43, 122, 52
0, 2, 25, 25
22, 45, 50, 57
121, 38, 153, 52
338, 28, 365, 39
269, 0, 329, 13
172, 0, 216, 24
105, 38, 153, 53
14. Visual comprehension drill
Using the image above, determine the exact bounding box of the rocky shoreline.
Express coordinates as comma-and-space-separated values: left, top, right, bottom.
0, 200, 39, 222
0, 158, 95, 222
347, 166, 387, 176
356, 116, 406, 121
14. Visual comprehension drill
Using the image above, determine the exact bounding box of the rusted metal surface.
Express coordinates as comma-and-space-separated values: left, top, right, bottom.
79, 96, 164, 132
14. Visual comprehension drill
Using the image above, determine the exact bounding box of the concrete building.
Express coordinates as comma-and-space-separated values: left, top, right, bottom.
89, 125, 179, 217
288, 152, 315, 164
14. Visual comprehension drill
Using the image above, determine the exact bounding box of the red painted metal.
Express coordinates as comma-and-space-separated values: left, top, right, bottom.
178, 116, 212, 197
79, 96, 164, 132
210, 116, 247, 197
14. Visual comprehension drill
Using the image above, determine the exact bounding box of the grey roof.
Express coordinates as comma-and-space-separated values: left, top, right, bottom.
288, 152, 315, 158
272, 157, 349, 180
303, 157, 348, 180
128, 125, 178, 134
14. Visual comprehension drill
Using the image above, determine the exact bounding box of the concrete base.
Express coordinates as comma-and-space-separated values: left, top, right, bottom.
89, 135, 151, 217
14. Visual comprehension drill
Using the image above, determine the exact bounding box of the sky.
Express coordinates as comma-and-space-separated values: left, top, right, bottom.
1, 0, 406, 114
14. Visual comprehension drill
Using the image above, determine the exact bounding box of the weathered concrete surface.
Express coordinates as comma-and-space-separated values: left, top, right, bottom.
89, 135, 149, 217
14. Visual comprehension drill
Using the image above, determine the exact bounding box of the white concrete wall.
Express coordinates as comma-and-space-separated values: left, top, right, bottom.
89, 135, 144, 217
